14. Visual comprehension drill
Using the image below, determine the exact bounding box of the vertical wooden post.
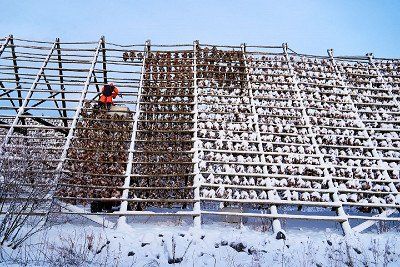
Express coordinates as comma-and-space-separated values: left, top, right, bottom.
101, 36, 107, 84
0, 35, 17, 114
192, 40, 202, 228
146, 40, 151, 53
56, 38, 68, 128
9, 35, 23, 108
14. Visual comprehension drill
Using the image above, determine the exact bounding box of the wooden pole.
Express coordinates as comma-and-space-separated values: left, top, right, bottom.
56, 38, 69, 128
101, 36, 107, 84
192, 40, 202, 228
9, 35, 23, 108
117, 40, 149, 227
0, 35, 11, 57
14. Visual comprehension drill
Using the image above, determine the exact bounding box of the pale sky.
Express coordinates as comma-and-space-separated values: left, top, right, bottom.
1, 0, 399, 58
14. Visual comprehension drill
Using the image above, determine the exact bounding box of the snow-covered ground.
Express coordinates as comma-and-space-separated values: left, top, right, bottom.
1, 215, 399, 266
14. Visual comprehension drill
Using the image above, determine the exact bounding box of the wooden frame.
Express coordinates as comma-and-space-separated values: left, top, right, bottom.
0, 36, 399, 237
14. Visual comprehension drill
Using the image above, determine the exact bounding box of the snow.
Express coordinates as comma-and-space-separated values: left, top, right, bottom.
1, 218, 400, 266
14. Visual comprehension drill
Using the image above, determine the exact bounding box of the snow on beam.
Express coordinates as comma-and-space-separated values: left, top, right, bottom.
57, 201, 115, 228
2, 210, 398, 222
200, 182, 336, 193
117, 40, 149, 227
202, 211, 348, 222
352, 209, 397, 233
200, 197, 342, 207
348, 211, 400, 222
114, 211, 200, 216
192, 40, 202, 228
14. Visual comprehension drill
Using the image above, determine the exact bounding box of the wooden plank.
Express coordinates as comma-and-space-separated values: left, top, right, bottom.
117, 40, 149, 226
352, 209, 397, 233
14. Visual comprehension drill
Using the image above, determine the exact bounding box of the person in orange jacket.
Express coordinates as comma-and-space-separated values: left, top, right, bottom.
99, 82, 119, 110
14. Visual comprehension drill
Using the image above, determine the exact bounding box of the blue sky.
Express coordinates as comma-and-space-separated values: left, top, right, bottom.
0, 0, 399, 58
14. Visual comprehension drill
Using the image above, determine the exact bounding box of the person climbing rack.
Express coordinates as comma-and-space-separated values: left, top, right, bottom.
99, 82, 119, 110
